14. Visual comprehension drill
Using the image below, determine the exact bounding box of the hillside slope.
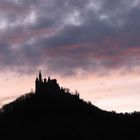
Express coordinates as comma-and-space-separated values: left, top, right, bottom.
0, 74, 140, 139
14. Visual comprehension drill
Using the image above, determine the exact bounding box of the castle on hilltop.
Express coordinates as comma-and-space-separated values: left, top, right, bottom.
35, 71, 80, 99
35, 71, 60, 94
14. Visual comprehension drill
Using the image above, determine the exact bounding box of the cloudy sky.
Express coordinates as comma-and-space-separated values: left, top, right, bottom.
0, 0, 140, 112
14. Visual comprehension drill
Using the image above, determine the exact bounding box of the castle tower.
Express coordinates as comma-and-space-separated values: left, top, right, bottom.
39, 71, 42, 82
35, 71, 43, 94
48, 76, 51, 82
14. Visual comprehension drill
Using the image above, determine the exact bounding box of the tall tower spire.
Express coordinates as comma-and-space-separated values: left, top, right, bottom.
48, 76, 51, 82
39, 71, 42, 81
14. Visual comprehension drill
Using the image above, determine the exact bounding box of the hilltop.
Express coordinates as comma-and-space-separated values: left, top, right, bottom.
0, 72, 140, 140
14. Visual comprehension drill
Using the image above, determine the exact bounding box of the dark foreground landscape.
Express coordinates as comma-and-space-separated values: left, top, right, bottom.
0, 72, 140, 140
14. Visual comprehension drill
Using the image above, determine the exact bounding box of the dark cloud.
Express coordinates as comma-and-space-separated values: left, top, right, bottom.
0, 0, 140, 76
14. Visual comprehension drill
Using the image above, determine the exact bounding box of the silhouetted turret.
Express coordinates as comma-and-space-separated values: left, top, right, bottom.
39, 71, 42, 82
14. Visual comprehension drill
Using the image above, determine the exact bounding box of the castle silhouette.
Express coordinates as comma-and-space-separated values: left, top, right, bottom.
35, 71, 79, 98
35, 71, 60, 94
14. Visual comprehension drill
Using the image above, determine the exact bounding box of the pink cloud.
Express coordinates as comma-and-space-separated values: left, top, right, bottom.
0, 2, 31, 15
6, 28, 55, 45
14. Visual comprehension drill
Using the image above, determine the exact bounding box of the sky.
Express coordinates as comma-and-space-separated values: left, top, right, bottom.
0, 0, 140, 112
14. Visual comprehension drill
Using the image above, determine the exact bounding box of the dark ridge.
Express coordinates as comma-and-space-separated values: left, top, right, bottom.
0, 72, 140, 140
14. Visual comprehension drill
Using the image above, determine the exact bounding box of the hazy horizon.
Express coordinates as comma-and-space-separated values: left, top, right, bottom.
1, 71, 140, 113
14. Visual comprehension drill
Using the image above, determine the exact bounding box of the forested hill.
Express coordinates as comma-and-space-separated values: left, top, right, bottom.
0, 81, 140, 140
